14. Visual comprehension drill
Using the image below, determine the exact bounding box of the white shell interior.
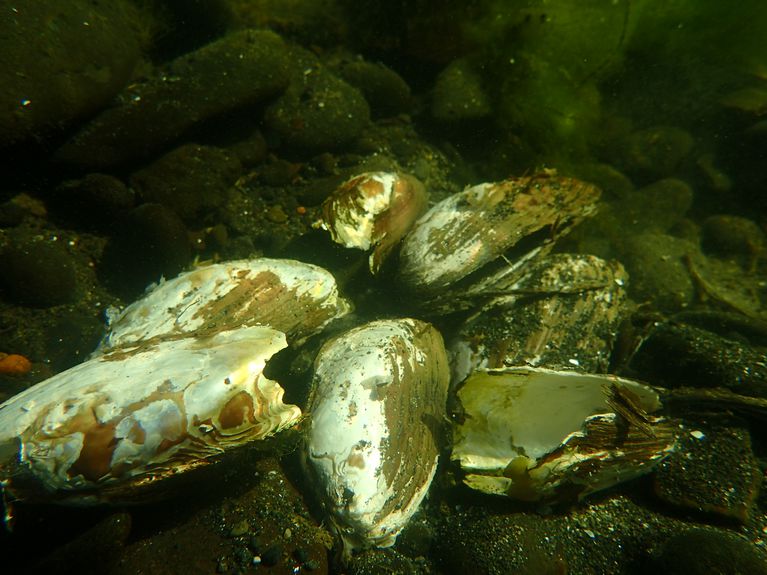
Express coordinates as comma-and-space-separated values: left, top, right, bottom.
0, 326, 301, 494
452, 367, 661, 472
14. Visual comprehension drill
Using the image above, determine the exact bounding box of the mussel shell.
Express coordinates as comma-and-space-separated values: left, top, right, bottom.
450, 254, 628, 382
451, 367, 677, 502
304, 318, 449, 551
318, 171, 427, 274
396, 171, 601, 308
0, 326, 301, 503
98, 257, 351, 352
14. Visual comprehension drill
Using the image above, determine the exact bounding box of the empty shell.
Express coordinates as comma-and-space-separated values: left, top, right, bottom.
317, 171, 428, 274
304, 318, 449, 552
450, 254, 628, 383
0, 326, 301, 504
98, 258, 350, 353
397, 171, 601, 309
451, 367, 677, 502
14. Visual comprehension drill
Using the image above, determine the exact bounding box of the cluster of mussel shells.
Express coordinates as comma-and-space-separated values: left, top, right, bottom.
0, 169, 678, 556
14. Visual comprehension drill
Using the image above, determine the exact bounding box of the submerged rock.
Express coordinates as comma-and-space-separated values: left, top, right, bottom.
0, 239, 78, 307
264, 46, 370, 153
654, 426, 761, 523
0, 0, 144, 149
130, 144, 242, 223
55, 29, 291, 169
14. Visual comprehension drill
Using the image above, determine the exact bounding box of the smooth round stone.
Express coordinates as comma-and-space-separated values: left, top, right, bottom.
0, 0, 142, 149
650, 528, 767, 575
264, 47, 370, 153
0, 241, 78, 307
702, 214, 765, 258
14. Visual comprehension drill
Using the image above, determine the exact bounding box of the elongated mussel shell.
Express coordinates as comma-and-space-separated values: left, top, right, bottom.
0, 326, 301, 504
317, 171, 427, 274
397, 170, 600, 310
304, 318, 449, 552
451, 367, 677, 502
451, 254, 628, 383
98, 258, 350, 352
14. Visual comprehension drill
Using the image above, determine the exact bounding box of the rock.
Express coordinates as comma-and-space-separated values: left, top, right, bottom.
671, 309, 767, 348
654, 427, 761, 523
29, 513, 132, 575
264, 46, 370, 153
336, 59, 412, 118
629, 321, 767, 398
648, 528, 767, 575
99, 203, 191, 299
0, 200, 27, 228
431, 58, 491, 122
701, 214, 765, 260
54, 29, 291, 169
0, 239, 78, 307
621, 232, 696, 311
573, 163, 635, 201
623, 178, 694, 234
233, 0, 346, 48
227, 129, 268, 168
0, 0, 144, 149
147, 0, 233, 61
569, 177, 694, 261
621, 126, 695, 180
436, 497, 695, 575
130, 144, 241, 223
51, 173, 135, 231
347, 548, 420, 575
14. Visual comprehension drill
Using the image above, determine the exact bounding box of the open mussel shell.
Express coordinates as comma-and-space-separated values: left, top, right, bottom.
98, 257, 351, 353
304, 318, 449, 553
0, 326, 301, 504
450, 254, 628, 382
317, 171, 427, 274
396, 170, 601, 308
451, 367, 678, 502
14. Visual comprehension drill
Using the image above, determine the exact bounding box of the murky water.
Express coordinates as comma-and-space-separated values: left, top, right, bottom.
1, 2, 766, 574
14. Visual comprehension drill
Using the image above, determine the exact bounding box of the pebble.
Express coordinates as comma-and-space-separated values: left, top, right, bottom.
229, 519, 250, 538
293, 547, 309, 563
0, 200, 27, 228
654, 426, 761, 522
264, 45, 370, 153
0, 240, 78, 307
52, 173, 135, 231
130, 144, 242, 223
701, 214, 765, 259
620, 232, 697, 311
336, 59, 412, 118
233, 545, 253, 567
623, 178, 694, 234
431, 57, 491, 122
649, 528, 767, 574
260, 544, 282, 567
0, 0, 142, 148
622, 125, 694, 180
267, 205, 289, 223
